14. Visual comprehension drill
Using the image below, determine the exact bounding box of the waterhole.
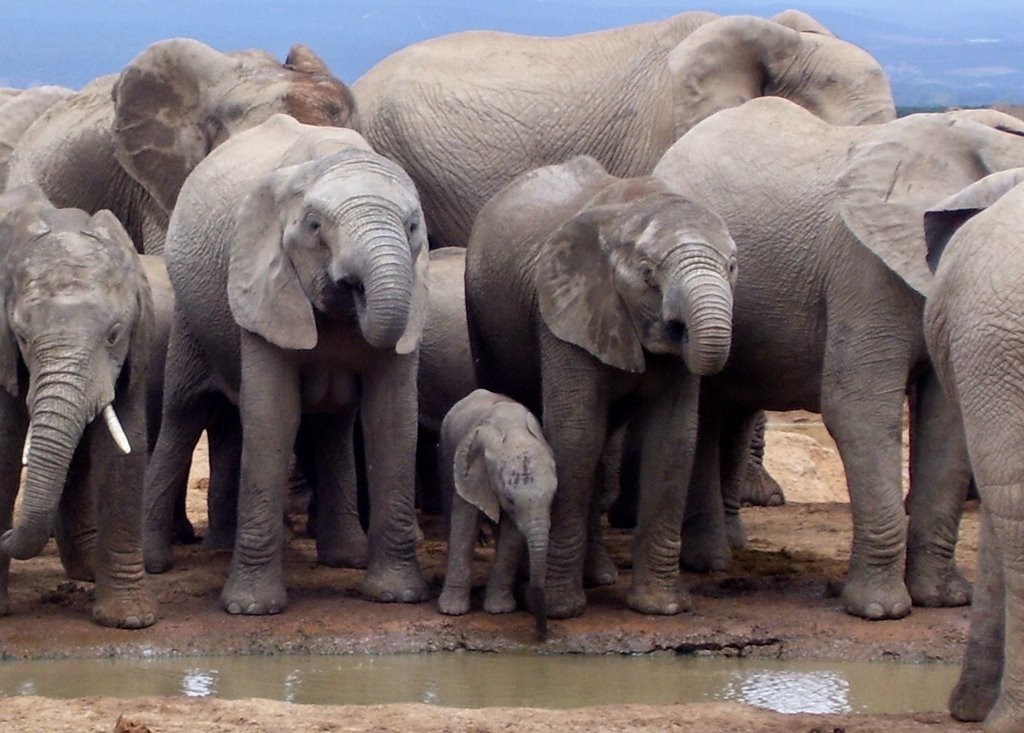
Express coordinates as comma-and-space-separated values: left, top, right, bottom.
0, 653, 958, 714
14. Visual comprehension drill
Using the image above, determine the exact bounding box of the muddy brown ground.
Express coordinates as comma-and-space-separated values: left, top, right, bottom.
0, 413, 983, 731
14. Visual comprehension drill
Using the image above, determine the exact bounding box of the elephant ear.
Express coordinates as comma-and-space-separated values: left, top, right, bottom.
227, 165, 317, 350
924, 168, 1024, 272
770, 9, 835, 36
81, 208, 139, 255
395, 215, 430, 355
537, 206, 645, 373
453, 426, 501, 524
838, 115, 1024, 296
112, 38, 239, 215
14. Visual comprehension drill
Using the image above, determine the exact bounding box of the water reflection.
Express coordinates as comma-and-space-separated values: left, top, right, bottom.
0, 654, 958, 714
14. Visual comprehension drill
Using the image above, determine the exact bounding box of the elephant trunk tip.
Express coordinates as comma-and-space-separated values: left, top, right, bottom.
530, 585, 548, 641
1, 526, 50, 560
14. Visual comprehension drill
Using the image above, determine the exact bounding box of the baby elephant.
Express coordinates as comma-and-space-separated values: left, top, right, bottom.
438, 389, 556, 640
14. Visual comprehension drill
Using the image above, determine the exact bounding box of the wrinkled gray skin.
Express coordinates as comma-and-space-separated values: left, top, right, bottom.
438, 389, 556, 640
655, 97, 1024, 619
353, 11, 894, 250
466, 156, 737, 619
923, 169, 1024, 732
0, 186, 155, 629
145, 114, 429, 614
0, 86, 73, 189
7, 39, 356, 255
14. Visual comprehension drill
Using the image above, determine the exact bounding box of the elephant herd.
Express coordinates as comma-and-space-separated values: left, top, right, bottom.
0, 8, 1020, 730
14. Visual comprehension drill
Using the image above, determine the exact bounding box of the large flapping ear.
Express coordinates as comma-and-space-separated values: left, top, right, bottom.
537, 206, 645, 373
770, 9, 835, 36
453, 426, 501, 524
838, 114, 1024, 296
395, 207, 430, 355
227, 165, 317, 350
284, 44, 332, 75
112, 38, 239, 215
924, 168, 1024, 272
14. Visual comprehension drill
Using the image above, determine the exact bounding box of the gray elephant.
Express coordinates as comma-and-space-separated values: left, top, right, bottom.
144, 113, 428, 614
0, 85, 73, 189
8, 39, 355, 255
923, 169, 1024, 732
0, 186, 155, 629
466, 155, 736, 619
654, 97, 1024, 619
438, 389, 556, 640
353, 11, 894, 250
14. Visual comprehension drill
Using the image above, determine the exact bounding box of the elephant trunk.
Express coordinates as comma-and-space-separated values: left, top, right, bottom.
351, 220, 414, 350
664, 267, 734, 376
523, 515, 551, 641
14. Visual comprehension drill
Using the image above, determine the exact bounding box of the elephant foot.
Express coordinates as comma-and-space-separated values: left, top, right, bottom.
361, 560, 428, 604
316, 528, 369, 569
905, 553, 971, 608
483, 586, 517, 614
545, 579, 586, 619
437, 586, 471, 616
679, 523, 730, 573
949, 671, 1000, 723
92, 589, 158, 629
221, 565, 287, 615
61, 555, 95, 583
143, 537, 175, 574
740, 464, 785, 507
584, 542, 618, 588
172, 515, 199, 545
840, 564, 912, 620
976, 698, 1024, 733
627, 578, 690, 616
725, 512, 747, 551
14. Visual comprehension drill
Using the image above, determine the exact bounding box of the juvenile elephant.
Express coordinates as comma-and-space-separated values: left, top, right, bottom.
0, 186, 156, 629
353, 11, 894, 249
466, 156, 737, 619
923, 169, 1024, 732
8, 39, 355, 254
654, 97, 1024, 619
438, 389, 556, 640
145, 114, 428, 614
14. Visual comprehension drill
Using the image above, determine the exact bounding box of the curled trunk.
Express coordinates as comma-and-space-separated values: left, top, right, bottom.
354, 223, 414, 350
664, 269, 734, 376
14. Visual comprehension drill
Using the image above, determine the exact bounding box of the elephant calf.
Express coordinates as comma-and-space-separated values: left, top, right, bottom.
0, 186, 156, 629
438, 389, 556, 640
924, 169, 1024, 732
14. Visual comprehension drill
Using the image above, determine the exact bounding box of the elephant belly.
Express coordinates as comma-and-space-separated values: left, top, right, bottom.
300, 368, 358, 413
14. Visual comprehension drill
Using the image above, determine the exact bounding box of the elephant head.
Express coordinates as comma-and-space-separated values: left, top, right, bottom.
453, 395, 557, 640
0, 186, 151, 560
112, 38, 358, 217
226, 148, 429, 353
668, 14, 896, 136
538, 178, 737, 376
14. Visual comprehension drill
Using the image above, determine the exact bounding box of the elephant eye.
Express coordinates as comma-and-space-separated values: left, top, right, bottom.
106, 324, 124, 347
304, 212, 322, 232
638, 260, 656, 287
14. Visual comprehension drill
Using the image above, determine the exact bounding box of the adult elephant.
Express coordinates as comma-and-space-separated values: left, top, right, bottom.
0, 86, 73, 188
145, 114, 428, 614
654, 97, 1024, 619
0, 185, 156, 628
8, 39, 356, 254
352, 11, 894, 250
924, 169, 1024, 732
466, 155, 737, 619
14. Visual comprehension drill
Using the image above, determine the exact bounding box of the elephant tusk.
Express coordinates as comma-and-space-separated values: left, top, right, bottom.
102, 404, 132, 455
21, 427, 31, 467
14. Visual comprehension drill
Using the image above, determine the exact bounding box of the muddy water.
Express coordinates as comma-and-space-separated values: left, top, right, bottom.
0, 653, 958, 714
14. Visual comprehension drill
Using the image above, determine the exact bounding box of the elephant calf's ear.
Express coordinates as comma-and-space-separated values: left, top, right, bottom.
924, 168, 1024, 272
453, 428, 500, 524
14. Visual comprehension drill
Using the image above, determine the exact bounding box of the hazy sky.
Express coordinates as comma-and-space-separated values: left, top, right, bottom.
2, 2, 1021, 106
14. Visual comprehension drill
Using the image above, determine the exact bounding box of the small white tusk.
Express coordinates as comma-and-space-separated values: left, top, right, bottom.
102, 405, 132, 455
21, 427, 31, 467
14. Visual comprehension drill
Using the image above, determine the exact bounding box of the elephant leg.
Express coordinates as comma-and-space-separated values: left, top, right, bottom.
203, 404, 242, 551
89, 394, 157, 629
904, 368, 972, 607
485, 515, 525, 614
307, 411, 368, 569
540, 331, 609, 619
606, 422, 638, 529
221, 334, 299, 615
438, 496, 481, 616
359, 351, 428, 603
720, 409, 763, 551
950, 506, 1004, 723
739, 411, 785, 507
0, 395, 26, 616
820, 351, 911, 620
584, 476, 617, 588
629, 375, 700, 615
55, 449, 97, 582
680, 399, 730, 573
143, 317, 217, 573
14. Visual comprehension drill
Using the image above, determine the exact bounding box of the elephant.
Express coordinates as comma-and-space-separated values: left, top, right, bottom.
7, 39, 356, 255
0, 185, 156, 628
923, 168, 1024, 732
352, 11, 894, 250
144, 113, 429, 614
0, 86, 73, 188
465, 155, 737, 619
438, 388, 556, 640
653, 97, 1024, 619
